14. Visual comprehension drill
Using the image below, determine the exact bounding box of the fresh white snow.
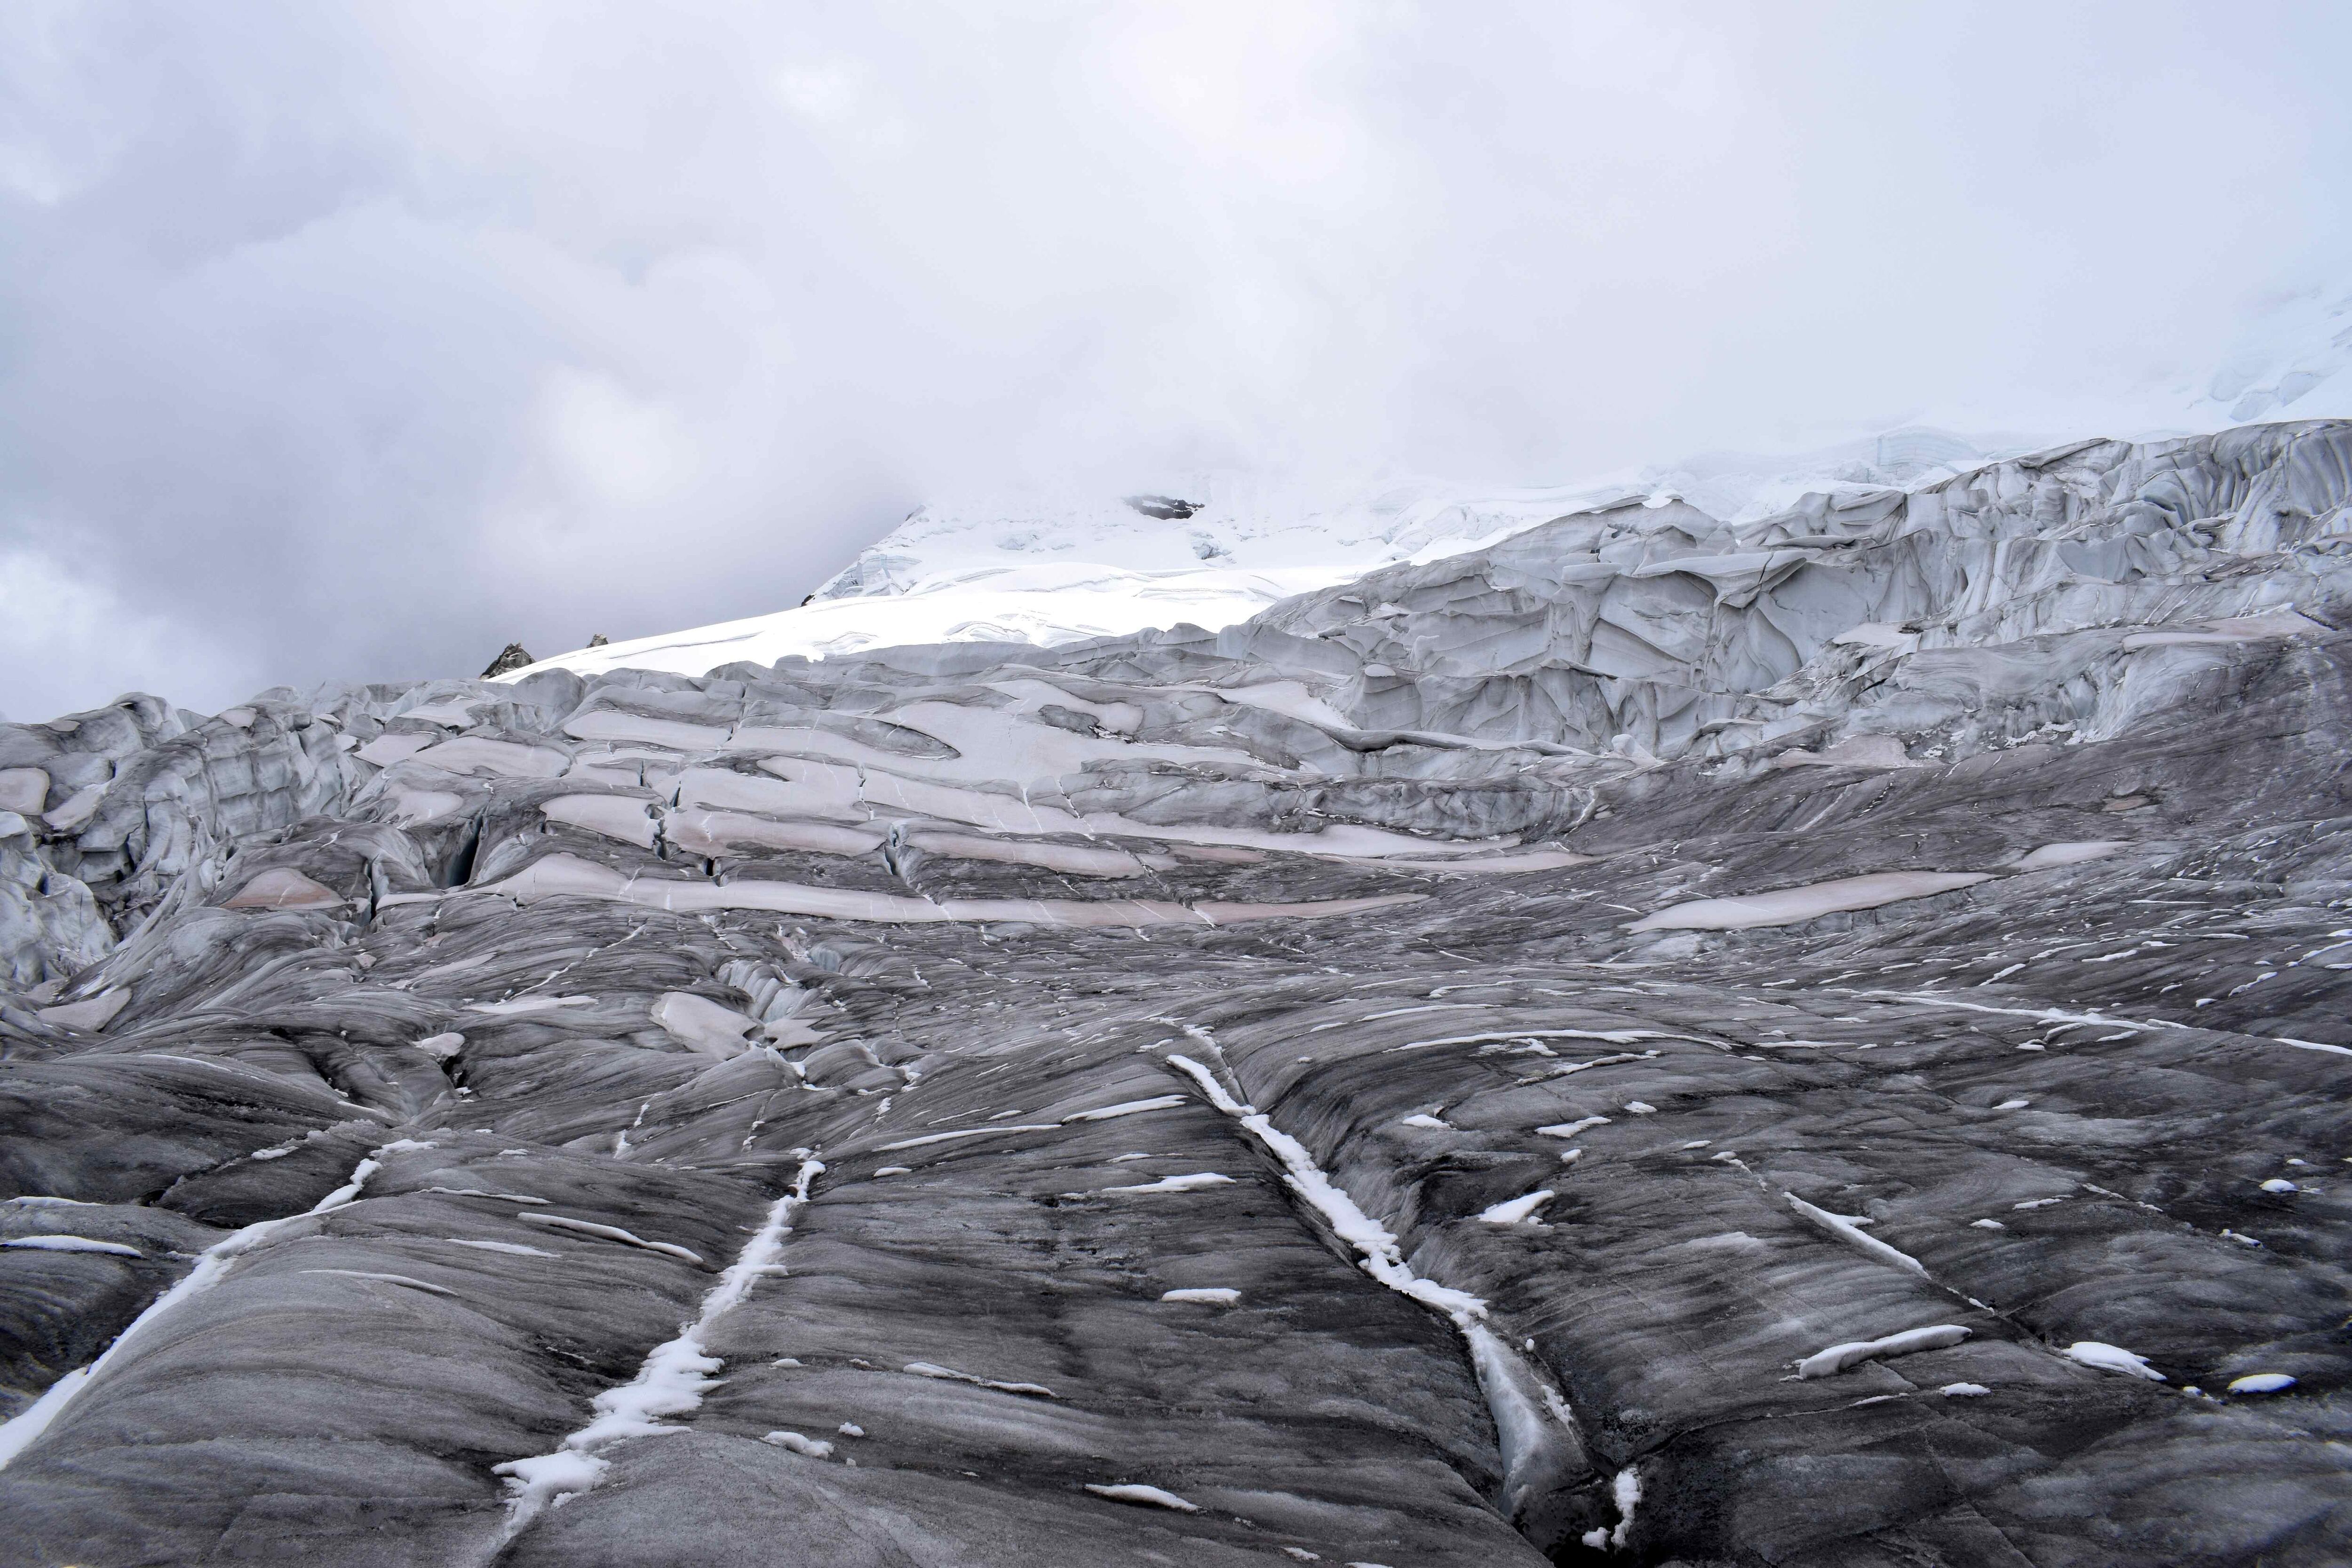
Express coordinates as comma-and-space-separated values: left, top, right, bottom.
508, 476, 1647, 686
1096, 1173, 1234, 1194
0, 1138, 416, 1471
1164, 1053, 1484, 1322
1062, 1095, 1188, 1122
1784, 1193, 1928, 1277
1163, 1043, 1588, 1524
424, 1186, 548, 1204
1477, 1190, 1555, 1225
903, 1361, 1057, 1398
1796, 1324, 1969, 1378
516, 1214, 705, 1264
875, 1123, 1061, 1152
296, 1268, 459, 1297
1538, 1116, 1612, 1138
2226, 1373, 2296, 1394
495, 1156, 824, 1537
1582, 1466, 1643, 1552
2060, 1341, 2166, 1381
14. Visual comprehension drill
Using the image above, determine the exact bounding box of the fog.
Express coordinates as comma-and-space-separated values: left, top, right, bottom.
2, 0, 2347, 717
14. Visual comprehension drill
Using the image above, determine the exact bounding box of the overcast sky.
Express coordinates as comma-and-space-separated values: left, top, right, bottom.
2, 1, 2348, 718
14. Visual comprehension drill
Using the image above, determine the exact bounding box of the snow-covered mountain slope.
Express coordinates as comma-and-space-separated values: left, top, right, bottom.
519, 474, 1652, 679
2187, 280, 2352, 428
3, 422, 2351, 1565
515, 282, 2352, 688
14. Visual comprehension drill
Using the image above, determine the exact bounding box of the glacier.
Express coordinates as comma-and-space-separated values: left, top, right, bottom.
0, 422, 2349, 1564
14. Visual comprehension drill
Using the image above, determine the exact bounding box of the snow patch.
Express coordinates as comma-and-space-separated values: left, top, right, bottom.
875, 1123, 1059, 1152
2061, 1341, 2165, 1381
297, 1268, 458, 1297
1784, 1193, 1928, 1276
0, 1140, 403, 1471
1583, 1465, 1644, 1552
1096, 1173, 1234, 1194
517, 1214, 704, 1264
1796, 1324, 1969, 1378
1539, 1116, 1611, 1138
1063, 1095, 1187, 1122
495, 1156, 823, 1538
1163, 1043, 1585, 1528
2227, 1373, 2296, 1394
1476, 1190, 1554, 1225
1165, 1053, 1485, 1322
903, 1361, 1057, 1398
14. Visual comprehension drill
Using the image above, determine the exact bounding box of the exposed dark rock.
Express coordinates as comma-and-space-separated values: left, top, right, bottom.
483, 644, 537, 678
1125, 495, 1201, 520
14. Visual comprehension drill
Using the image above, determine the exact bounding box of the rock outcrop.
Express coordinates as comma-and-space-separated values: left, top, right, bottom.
1, 424, 2348, 1565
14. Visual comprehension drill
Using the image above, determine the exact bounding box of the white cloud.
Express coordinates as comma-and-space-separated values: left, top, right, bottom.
774, 60, 868, 126
0, 0, 2346, 718
539, 368, 699, 510
0, 546, 258, 719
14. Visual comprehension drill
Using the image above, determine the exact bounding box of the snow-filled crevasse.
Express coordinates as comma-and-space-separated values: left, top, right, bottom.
1161, 1050, 1604, 1551
491, 1154, 825, 1544
0, 1136, 429, 1470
